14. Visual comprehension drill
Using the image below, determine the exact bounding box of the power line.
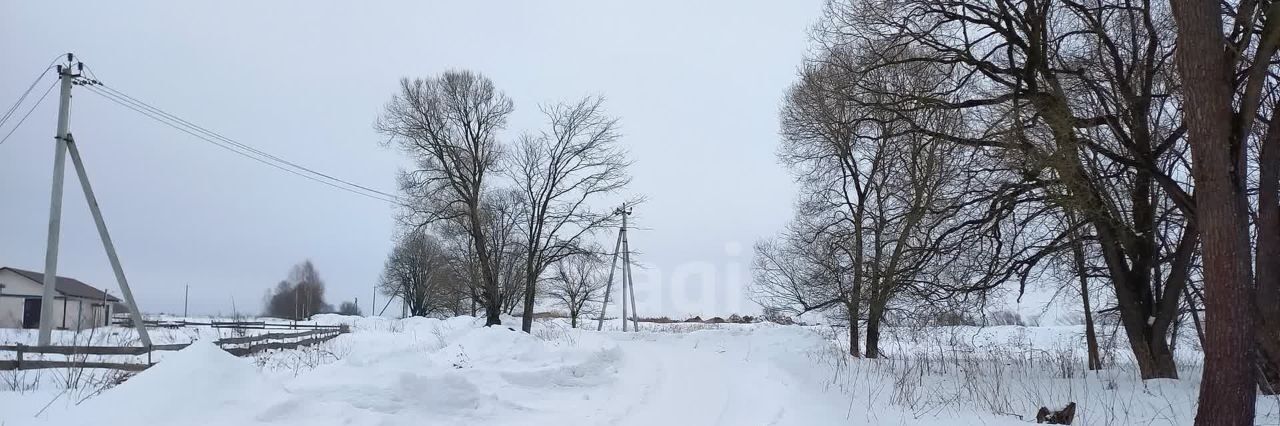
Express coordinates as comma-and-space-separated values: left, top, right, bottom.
70, 57, 403, 203
90, 84, 403, 202
94, 83, 403, 201
0, 61, 56, 129
81, 84, 402, 204
0, 79, 58, 146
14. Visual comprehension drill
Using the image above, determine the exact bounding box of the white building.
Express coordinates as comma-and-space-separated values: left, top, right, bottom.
0, 267, 120, 330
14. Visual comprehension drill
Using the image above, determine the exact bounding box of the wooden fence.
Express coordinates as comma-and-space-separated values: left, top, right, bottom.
112, 318, 347, 331
0, 324, 348, 372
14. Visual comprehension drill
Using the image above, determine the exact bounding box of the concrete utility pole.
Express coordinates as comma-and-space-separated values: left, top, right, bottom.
66, 136, 152, 345
184, 284, 189, 318
37, 58, 76, 346
596, 205, 640, 332
38, 54, 152, 346
595, 226, 624, 331
623, 217, 639, 331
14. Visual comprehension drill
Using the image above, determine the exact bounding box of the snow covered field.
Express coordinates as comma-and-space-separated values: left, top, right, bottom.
2, 315, 1277, 425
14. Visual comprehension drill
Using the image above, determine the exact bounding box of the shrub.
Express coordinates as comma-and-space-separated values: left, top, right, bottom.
932, 311, 979, 327
338, 301, 362, 316
985, 310, 1025, 326
761, 307, 794, 325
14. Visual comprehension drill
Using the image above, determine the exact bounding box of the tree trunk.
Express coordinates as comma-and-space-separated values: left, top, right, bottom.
846, 300, 861, 358
1171, 1, 1258, 423
1070, 227, 1103, 370
1053, 135, 1181, 379
1256, 99, 1280, 395
1118, 317, 1180, 379
1183, 286, 1207, 347
865, 299, 886, 359
520, 260, 537, 333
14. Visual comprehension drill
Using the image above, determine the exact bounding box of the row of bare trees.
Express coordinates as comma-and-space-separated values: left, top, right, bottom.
375, 70, 634, 331
753, 0, 1279, 422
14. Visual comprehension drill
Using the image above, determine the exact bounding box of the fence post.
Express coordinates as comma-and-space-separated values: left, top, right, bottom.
147, 345, 152, 365
15, 344, 23, 370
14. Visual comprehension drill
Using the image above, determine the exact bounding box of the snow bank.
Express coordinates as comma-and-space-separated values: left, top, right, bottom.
6, 316, 1276, 425
30, 341, 280, 425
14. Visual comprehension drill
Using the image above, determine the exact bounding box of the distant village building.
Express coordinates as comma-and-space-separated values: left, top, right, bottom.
0, 267, 120, 330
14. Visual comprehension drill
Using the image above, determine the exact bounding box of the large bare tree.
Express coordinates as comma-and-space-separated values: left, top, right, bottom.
377, 70, 514, 326
508, 96, 632, 333
812, 0, 1196, 379
762, 51, 1012, 358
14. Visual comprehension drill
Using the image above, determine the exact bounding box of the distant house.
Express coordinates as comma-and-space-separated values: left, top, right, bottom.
0, 267, 120, 330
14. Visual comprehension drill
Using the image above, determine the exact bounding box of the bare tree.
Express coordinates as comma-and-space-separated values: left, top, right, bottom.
751, 228, 852, 350
810, 0, 1196, 379
508, 96, 632, 332
380, 231, 465, 317
264, 260, 331, 320
763, 50, 1009, 358
377, 70, 514, 326
546, 251, 608, 328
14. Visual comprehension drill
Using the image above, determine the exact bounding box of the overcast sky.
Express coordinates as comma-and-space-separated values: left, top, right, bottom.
0, 1, 823, 318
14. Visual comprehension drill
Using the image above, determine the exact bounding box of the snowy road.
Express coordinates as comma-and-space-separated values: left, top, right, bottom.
10, 316, 1228, 425
585, 332, 846, 425
15, 318, 866, 426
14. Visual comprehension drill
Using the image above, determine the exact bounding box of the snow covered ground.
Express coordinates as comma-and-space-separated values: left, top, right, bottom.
2, 315, 1278, 425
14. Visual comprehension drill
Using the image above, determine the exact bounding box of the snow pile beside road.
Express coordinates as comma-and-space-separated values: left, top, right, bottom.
12, 318, 625, 426
35, 341, 279, 425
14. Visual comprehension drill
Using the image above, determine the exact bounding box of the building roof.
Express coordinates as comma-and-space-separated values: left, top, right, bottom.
1, 267, 122, 302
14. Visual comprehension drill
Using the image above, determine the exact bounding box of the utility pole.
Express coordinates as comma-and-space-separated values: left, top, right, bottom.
596, 205, 639, 332
38, 54, 152, 346
623, 217, 639, 331
36, 57, 76, 346
183, 284, 189, 318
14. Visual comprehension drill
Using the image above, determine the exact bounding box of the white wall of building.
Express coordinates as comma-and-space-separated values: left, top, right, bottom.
0, 269, 111, 330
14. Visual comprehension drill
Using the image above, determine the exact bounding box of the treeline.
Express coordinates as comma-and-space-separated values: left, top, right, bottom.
262, 260, 361, 319
749, 0, 1278, 422
374, 71, 636, 332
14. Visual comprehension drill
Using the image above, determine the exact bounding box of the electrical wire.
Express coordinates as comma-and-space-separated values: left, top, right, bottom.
93, 83, 402, 201
0, 61, 56, 129
0, 79, 59, 146
82, 84, 401, 202
81, 84, 403, 204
